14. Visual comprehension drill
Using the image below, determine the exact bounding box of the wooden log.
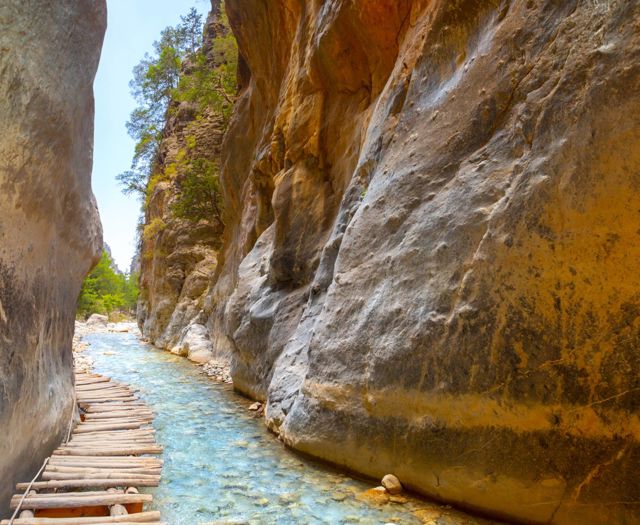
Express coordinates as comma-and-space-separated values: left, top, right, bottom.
76, 382, 126, 389
46, 467, 162, 474
18, 510, 34, 518
76, 395, 135, 401
77, 396, 138, 403
42, 467, 162, 480
9, 492, 152, 510
66, 429, 156, 436
0, 510, 162, 524
75, 421, 153, 429
76, 382, 129, 388
53, 445, 163, 456
43, 470, 161, 479
82, 415, 154, 423
43, 472, 160, 481
17, 478, 160, 490
75, 378, 113, 385
85, 411, 153, 420
56, 443, 162, 456
45, 465, 161, 473
82, 405, 147, 412
63, 437, 157, 444
74, 423, 149, 433
49, 456, 162, 464
79, 416, 153, 423
67, 439, 157, 446
83, 404, 147, 412
45, 464, 161, 472
79, 420, 154, 427
75, 377, 112, 385
76, 388, 134, 395
76, 387, 132, 393
69, 434, 156, 440
62, 436, 157, 444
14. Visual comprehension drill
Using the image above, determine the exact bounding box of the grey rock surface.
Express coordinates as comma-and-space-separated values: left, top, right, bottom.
0, 0, 105, 514
209, 1, 640, 523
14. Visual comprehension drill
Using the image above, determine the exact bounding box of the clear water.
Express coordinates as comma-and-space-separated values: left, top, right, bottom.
84, 333, 498, 525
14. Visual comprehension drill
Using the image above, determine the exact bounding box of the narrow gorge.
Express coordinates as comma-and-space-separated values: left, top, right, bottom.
1, 0, 640, 524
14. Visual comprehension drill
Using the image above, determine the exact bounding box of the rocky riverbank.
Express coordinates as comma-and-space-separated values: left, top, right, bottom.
74, 314, 231, 384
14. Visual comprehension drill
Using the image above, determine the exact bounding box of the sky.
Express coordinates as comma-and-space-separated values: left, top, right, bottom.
92, 0, 210, 272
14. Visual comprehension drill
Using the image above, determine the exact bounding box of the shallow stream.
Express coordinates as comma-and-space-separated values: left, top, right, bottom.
84, 332, 497, 525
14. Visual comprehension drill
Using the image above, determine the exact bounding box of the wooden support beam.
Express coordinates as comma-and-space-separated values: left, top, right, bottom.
17, 478, 160, 490
9, 491, 153, 510
0, 510, 162, 523
53, 446, 163, 456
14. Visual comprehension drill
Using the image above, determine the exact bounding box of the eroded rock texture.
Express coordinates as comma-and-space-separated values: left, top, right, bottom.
137, 7, 227, 363
137, 105, 224, 362
209, 1, 640, 523
0, 0, 104, 514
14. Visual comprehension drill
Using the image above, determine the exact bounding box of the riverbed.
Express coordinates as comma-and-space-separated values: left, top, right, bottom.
84, 332, 498, 525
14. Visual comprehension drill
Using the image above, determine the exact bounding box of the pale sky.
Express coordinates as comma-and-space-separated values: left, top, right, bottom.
92, 0, 210, 272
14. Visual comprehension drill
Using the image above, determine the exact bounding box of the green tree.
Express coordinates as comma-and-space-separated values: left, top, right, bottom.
172, 158, 223, 223
77, 250, 139, 318
117, 8, 204, 197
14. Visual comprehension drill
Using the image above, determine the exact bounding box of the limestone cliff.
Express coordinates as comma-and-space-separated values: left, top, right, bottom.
137, 5, 229, 363
0, 0, 105, 514
205, 1, 640, 524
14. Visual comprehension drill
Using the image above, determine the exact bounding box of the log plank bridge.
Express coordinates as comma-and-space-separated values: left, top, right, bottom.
2, 370, 164, 525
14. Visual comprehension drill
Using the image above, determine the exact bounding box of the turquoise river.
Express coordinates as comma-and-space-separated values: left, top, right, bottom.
84, 332, 499, 525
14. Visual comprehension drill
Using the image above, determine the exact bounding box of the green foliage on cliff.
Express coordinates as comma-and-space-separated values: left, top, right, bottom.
118, 6, 237, 225
172, 157, 223, 222
174, 25, 238, 122
117, 8, 204, 196
77, 250, 139, 318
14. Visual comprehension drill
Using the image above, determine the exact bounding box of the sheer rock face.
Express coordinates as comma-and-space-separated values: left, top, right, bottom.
0, 0, 105, 514
137, 6, 227, 362
212, 1, 640, 523
137, 105, 223, 362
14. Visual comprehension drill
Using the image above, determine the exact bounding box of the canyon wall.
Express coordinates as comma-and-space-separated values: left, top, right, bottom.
213, 1, 640, 524
0, 0, 105, 514
137, 5, 228, 363
137, 0, 640, 523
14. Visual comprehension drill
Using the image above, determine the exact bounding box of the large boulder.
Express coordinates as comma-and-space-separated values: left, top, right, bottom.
0, 0, 105, 514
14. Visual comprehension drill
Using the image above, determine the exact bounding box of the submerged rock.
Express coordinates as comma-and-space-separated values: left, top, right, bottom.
356, 487, 390, 506
86, 313, 108, 326
0, 0, 105, 513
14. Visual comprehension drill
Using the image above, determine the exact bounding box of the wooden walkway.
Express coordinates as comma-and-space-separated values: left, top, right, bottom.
2, 370, 164, 525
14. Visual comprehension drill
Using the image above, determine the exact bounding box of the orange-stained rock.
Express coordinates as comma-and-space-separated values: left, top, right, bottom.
203, 1, 640, 523
356, 487, 390, 506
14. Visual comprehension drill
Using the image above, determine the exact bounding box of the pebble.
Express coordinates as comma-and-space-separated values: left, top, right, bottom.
248, 402, 263, 411
382, 474, 403, 495
201, 359, 232, 383
331, 492, 348, 501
